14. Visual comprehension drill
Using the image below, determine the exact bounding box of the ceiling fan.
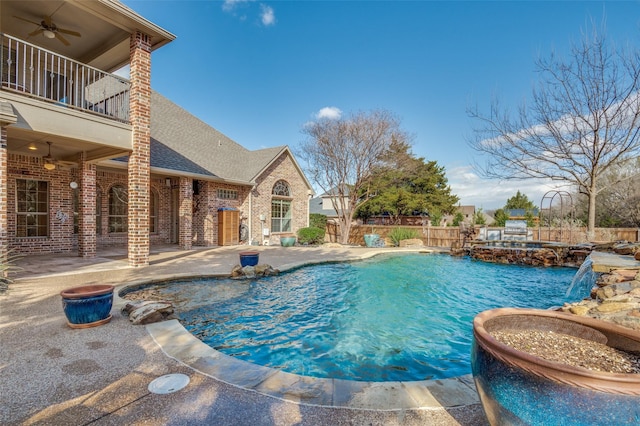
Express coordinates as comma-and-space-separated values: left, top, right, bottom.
43, 142, 77, 170
14, 15, 81, 46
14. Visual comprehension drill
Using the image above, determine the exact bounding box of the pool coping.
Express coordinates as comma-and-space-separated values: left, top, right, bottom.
146, 319, 480, 411
117, 248, 480, 411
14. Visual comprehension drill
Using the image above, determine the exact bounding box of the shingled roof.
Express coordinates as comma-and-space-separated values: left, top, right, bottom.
148, 91, 290, 184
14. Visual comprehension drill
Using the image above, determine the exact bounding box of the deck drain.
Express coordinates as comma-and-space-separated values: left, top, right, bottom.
148, 373, 190, 394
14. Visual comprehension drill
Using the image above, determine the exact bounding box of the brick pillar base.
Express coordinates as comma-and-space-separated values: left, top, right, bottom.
78, 153, 96, 258
179, 177, 193, 250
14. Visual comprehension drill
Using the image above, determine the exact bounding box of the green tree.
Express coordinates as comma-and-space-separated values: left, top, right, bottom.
493, 208, 510, 227
498, 191, 538, 226
429, 208, 443, 226
504, 190, 536, 211
451, 212, 465, 226
474, 208, 487, 225
355, 139, 459, 223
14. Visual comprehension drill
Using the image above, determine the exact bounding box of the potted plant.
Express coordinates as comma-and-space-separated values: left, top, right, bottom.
239, 251, 260, 267
472, 308, 640, 425
60, 284, 114, 329
363, 225, 380, 247
280, 234, 296, 247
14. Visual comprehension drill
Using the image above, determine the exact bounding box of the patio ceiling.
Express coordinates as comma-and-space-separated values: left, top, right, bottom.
1, 0, 175, 73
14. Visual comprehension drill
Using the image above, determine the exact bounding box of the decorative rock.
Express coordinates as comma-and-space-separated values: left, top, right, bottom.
594, 303, 636, 314
569, 305, 590, 316
231, 264, 244, 278
232, 263, 278, 279
255, 264, 276, 276
125, 301, 174, 325
636, 251, 640, 261
399, 239, 424, 248
241, 265, 256, 278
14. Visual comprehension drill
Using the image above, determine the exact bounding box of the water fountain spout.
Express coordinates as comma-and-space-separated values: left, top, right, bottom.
565, 256, 599, 299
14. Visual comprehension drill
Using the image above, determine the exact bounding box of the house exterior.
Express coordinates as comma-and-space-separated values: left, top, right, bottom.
1, 0, 312, 267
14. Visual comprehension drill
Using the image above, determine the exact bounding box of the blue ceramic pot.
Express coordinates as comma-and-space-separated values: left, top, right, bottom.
363, 234, 379, 247
239, 251, 259, 267
472, 308, 640, 426
280, 236, 296, 247
61, 285, 114, 328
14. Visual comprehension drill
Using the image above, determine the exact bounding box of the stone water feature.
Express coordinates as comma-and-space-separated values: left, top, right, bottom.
466, 240, 592, 267
561, 251, 640, 331
462, 240, 640, 330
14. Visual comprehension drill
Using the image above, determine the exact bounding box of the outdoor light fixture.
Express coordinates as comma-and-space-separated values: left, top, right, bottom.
28, 143, 37, 151
43, 142, 56, 170
165, 178, 172, 187
43, 29, 56, 39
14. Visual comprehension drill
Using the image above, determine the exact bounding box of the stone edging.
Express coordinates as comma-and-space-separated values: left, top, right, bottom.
146, 319, 480, 411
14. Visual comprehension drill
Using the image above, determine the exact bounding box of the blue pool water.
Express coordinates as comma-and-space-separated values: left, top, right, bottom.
143, 254, 584, 382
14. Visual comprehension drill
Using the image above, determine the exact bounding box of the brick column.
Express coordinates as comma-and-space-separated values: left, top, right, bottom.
128, 31, 152, 267
78, 153, 96, 258
178, 177, 193, 250
0, 126, 7, 275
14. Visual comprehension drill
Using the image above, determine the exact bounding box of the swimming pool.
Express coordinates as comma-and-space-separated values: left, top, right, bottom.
131, 253, 583, 382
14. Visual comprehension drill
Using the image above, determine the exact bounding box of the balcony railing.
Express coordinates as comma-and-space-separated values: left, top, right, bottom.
1, 34, 130, 122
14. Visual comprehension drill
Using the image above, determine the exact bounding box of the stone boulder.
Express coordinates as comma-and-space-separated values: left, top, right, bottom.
399, 239, 424, 248
231, 264, 278, 279
122, 300, 175, 325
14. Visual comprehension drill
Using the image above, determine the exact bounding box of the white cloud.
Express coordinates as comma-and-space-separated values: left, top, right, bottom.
315, 106, 342, 120
222, 0, 275, 27
222, 0, 248, 12
260, 4, 276, 26
446, 165, 570, 209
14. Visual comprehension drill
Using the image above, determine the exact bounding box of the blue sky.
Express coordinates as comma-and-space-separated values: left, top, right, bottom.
123, 0, 640, 209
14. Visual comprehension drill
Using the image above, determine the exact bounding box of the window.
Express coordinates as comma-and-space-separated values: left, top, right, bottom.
271, 180, 292, 233
16, 179, 48, 237
149, 190, 158, 233
272, 180, 291, 196
108, 184, 128, 233
217, 189, 238, 200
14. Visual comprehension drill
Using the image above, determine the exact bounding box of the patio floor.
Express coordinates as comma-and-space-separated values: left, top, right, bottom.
0, 244, 488, 425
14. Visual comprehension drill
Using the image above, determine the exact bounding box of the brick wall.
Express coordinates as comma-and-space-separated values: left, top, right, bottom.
249, 152, 310, 245
6, 153, 75, 254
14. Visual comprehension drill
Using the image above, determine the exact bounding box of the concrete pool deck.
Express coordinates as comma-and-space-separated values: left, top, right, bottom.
1, 244, 488, 425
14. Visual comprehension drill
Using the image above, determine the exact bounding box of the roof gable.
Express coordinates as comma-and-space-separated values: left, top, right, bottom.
150, 91, 285, 183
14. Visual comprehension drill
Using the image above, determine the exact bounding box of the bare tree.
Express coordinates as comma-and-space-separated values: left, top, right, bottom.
468, 26, 640, 238
299, 109, 408, 244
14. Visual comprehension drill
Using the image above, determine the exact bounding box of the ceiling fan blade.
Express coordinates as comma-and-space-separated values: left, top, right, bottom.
14, 15, 42, 26
44, 15, 53, 27
55, 32, 70, 46
57, 28, 81, 38
29, 29, 44, 37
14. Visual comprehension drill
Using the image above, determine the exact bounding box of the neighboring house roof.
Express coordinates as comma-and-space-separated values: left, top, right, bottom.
309, 195, 340, 217
110, 91, 313, 190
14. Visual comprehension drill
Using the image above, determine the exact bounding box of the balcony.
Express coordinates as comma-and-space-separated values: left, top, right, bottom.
1, 34, 130, 123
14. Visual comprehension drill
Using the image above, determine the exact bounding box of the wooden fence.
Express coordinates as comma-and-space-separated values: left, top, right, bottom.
325, 223, 639, 247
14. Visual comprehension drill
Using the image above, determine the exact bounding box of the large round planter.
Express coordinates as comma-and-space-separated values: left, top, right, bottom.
280, 236, 296, 247
239, 251, 259, 267
363, 234, 380, 247
60, 284, 114, 329
472, 308, 640, 426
